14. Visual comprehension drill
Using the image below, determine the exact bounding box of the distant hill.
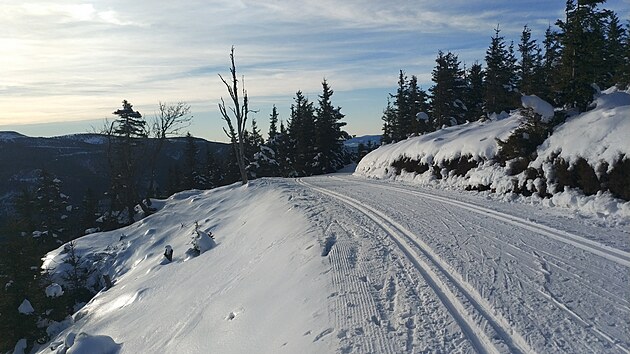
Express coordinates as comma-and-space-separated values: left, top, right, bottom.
0, 133, 230, 218
344, 135, 381, 149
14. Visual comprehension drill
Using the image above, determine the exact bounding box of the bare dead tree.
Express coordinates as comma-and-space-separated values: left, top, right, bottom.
145, 101, 192, 201
218, 46, 250, 185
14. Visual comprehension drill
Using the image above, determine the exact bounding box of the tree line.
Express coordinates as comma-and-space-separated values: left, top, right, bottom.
382, 0, 629, 144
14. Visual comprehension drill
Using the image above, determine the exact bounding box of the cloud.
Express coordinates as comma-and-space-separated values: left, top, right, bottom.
1, 0, 625, 140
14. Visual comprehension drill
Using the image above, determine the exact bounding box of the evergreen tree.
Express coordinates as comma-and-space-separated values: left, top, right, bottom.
542, 26, 562, 104
603, 13, 627, 87
518, 25, 544, 96
33, 170, 70, 244
79, 188, 99, 233
556, 0, 608, 110
392, 71, 411, 141
381, 99, 396, 144
314, 79, 348, 173
430, 51, 467, 128
406, 75, 430, 134
108, 100, 148, 224
288, 91, 316, 176
245, 118, 265, 178
464, 62, 485, 122
484, 26, 519, 115
268, 105, 279, 140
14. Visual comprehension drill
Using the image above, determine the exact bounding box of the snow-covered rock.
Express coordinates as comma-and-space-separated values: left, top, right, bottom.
46, 283, 64, 298
521, 95, 554, 122
18, 299, 34, 315
65, 333, 120, 354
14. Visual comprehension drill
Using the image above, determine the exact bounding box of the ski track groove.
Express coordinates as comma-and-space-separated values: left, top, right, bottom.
350, 179, 630, 268
298, 178, 532, 354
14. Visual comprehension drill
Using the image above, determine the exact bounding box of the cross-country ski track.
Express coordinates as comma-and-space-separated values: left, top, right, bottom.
295, 174, 630, 353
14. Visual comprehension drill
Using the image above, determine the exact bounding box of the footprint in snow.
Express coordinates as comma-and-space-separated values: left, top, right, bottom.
313, 328, 334, 342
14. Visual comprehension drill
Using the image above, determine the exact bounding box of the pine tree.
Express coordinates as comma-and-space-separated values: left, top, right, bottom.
392, 71, 410, 141
484, 27, 519, 115
556, 0, 608, 110
268, 105, 279, 140
406, 75, 430, 134
381, 99, 396, 144
542, 26, 562, 104
288, 91, 317, 176
202, 149, 222, 188
464, 62, 485, 122
430, 51, 467, 128
603, 13, 627, 87
518, 25, 544, 96
314, 79, 348, 173
108, 100, 147, 224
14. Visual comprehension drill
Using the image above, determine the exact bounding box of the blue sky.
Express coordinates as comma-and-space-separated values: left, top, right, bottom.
1, 0, 628, 142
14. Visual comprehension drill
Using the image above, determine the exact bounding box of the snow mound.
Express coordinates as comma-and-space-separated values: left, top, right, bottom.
65, 332, 120, 354
355, 115, 521, 178
46, 283, 64, 298
521, 95, 554, 122
532, 90, 630, 172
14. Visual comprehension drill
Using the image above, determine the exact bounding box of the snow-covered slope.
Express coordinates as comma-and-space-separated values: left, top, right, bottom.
38, 180, 333, 354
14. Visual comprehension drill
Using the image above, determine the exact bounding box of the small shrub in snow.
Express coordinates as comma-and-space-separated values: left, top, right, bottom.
187, 222, 216, 257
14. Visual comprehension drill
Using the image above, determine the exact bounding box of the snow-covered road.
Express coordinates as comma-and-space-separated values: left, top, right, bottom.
296, 174, 630, 353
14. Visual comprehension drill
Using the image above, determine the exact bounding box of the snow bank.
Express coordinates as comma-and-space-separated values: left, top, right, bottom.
356, 114, 521, 179
355, 90, 630, 224
532, 89, 630, 173
38, 179, 333, 354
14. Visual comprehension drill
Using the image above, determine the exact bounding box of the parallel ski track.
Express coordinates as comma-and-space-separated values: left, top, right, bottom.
298, 178, 533, 354
342, 177, 630, 268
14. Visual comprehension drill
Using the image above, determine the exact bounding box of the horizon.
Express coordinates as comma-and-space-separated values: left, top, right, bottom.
1, 1, 628, 143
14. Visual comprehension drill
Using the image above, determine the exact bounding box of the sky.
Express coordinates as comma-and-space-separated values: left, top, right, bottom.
1, 0, 628, 142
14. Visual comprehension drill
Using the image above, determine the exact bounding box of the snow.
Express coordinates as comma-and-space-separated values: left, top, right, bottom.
18, 299, 35, 315
12, 339, 27, 354
532, 89, 630, 173
46, 283, 64, 298
355, 89, 630, 224
32, 175, 630, 353
521, 94, 554, 122
355, 113, 521, 177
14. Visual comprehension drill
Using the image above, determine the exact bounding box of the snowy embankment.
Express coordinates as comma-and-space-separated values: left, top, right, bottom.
356, 89, 630, 224
36, 180, 333, 354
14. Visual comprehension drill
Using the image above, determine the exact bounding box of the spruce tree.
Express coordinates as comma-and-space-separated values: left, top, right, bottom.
314, 79, 348, 174
464, 62, 485, 122
406, 75, 430, 134
268, 105, 279, 140
392, 70, 410, 141
430, 51, 467, 128
108, 100, 147, 224
381, 99, 396, 144
518, 25, 544, 96
542, 26, 562, 104
484, 27, 519, 115
288, 91, 316, 176
556, 0, 608, 110
603, 13, 627, 87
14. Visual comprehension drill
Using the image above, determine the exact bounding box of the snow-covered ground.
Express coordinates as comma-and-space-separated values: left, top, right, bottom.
31, 173, 629, 353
